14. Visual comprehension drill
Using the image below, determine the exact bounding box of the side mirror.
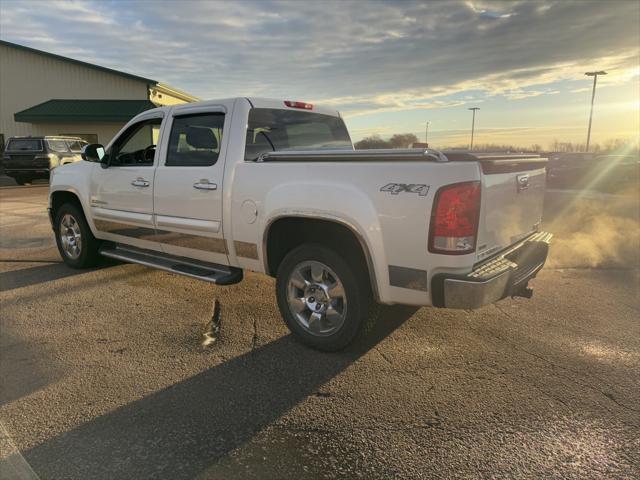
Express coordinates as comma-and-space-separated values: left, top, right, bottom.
81, 144, 106, 164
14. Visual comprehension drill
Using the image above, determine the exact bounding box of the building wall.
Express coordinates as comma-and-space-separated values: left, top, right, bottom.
149, 84, 199, 106
150, 89, 189, 106
0, 43, 149, 140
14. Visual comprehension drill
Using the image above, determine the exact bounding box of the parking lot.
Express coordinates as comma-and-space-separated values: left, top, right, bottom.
1, 183, 638, 479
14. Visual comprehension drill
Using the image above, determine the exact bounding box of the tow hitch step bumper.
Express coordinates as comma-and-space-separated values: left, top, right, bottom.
432, 231, 552, 309
99, 244, 243, 285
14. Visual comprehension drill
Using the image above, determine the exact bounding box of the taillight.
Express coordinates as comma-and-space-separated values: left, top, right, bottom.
429, 181, 481, 255
284, 100, 313, 110
35, 153, 58, 168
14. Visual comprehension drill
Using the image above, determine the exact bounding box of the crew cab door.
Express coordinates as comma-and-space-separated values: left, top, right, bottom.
89, 112, 164, 251
152, 103, 230, 264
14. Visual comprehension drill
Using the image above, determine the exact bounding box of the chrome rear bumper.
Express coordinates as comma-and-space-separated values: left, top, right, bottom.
432, 231, 552, 309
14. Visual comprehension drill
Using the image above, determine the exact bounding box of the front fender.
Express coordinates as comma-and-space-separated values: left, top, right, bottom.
49, 162, 97, 235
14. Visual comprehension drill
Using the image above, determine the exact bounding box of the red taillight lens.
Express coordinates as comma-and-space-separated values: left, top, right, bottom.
429, 181, 481, 255
284, 100, 313, 110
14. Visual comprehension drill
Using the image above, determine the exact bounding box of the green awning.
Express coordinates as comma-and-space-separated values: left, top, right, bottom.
14, 99, 157, 123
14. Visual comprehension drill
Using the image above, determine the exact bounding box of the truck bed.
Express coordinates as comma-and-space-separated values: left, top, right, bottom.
255, 148, 548, 173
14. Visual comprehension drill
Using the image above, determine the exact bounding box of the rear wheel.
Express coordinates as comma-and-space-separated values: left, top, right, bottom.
276, 243, 377, 351
13, 176, 27, 185
54, 203, 100, 268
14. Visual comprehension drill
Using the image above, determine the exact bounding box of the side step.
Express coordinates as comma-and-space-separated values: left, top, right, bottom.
99, 244, 243, 285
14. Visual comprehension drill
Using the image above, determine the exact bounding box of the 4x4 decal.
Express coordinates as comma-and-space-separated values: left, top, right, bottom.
380, 183, 430, 197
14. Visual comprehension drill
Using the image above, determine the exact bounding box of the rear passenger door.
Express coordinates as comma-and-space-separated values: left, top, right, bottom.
153, 103, 230, 265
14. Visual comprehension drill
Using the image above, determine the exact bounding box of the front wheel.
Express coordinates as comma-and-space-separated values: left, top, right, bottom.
54, 203, 101, 268
276, 243, 377, 351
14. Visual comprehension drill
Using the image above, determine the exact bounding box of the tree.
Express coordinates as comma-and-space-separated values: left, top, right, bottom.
389, 133, 419, 149
354, 133, 419, 150
353, 135, 390, 149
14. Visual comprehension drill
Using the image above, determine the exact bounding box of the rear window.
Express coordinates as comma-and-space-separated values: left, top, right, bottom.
245, 108, 352, 161
7, 139, 42, 152
46, 139, 70, 153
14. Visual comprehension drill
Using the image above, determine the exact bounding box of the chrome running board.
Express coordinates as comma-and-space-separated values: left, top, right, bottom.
99, 244, 243, 285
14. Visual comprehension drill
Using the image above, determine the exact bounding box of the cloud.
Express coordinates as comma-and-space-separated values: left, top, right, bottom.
0, 0, 638, 119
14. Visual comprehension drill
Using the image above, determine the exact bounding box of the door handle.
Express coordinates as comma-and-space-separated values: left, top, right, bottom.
193, 180, 217, 191
131, 178, 150, 187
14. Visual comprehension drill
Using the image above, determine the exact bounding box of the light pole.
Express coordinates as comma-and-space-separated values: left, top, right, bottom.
425, 121, 430, 146
585, 70, 607, 152
468, 107, 480, 150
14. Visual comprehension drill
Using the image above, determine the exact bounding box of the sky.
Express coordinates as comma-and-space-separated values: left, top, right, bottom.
1, 0, 638, 147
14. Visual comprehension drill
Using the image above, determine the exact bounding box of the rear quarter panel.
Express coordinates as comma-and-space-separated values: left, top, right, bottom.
230, 160, 481, 305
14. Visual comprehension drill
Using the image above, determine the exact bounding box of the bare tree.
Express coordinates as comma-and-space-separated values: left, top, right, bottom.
354, 135, 390, 149
389, 133, 419, 149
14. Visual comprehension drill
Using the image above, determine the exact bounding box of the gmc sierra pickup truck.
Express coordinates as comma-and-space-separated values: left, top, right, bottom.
48, 97, 551, 351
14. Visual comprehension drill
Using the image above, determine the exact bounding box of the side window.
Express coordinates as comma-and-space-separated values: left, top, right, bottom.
46, 139, 70, 153
110, 118, 162, 167
166, 113, 224, 167
67, 140, 87, 153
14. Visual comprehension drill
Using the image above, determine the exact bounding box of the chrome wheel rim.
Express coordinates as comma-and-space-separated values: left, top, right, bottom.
286, 260, 347, 336
59, 213, 82, 259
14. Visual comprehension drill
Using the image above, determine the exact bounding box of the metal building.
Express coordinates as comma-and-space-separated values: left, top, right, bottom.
0, 40, 198, 147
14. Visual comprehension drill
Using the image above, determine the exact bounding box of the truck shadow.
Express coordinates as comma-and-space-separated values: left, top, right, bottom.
0, 259, 117, 292
23, 305, 418, 480
0, 331, 65, 407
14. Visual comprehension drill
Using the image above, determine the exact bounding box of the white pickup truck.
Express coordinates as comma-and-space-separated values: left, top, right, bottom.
48, 97, 551, 350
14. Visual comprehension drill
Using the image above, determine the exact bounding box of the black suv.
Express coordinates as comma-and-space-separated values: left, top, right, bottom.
2, 136, 88, 185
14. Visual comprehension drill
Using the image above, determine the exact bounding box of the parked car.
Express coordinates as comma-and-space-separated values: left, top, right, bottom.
2, 136, 88, 185
48, 98, 551, 351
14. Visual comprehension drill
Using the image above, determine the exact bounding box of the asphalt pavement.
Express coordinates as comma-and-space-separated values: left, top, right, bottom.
0, 184, 638, 479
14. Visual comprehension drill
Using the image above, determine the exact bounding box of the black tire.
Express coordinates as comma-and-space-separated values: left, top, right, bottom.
276, 243, 377, 351
54, 203, 101, 268
13, 176, 26, 185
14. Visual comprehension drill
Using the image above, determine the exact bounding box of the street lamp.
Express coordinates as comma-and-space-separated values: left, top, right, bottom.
468, 107, 480, 150
425, 121, 430, 146
584, 70, 607, 152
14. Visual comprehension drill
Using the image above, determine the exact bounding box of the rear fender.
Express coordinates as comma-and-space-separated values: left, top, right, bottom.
260, 182, 390, 302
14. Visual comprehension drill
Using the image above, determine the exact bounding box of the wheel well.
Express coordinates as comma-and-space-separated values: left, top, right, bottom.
265, 217, 376, 294
51, 191, 82, 219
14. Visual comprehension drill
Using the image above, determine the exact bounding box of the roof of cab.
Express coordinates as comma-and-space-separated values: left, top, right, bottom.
140, 97, 342, 118
245, 97, 341, 117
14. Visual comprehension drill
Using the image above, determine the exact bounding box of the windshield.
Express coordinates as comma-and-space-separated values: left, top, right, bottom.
7, 139, 42, 152
245, 108, 352, 160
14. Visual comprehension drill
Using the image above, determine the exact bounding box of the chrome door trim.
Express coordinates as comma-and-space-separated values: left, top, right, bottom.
154, 230, 228, 254
155, 215, 221, 234
94, 219, 157, 241
94, 218, 228, 254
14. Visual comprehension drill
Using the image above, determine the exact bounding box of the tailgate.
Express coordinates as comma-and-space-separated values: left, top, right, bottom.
474, 156, 547, 261
4, 153, 44, 169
